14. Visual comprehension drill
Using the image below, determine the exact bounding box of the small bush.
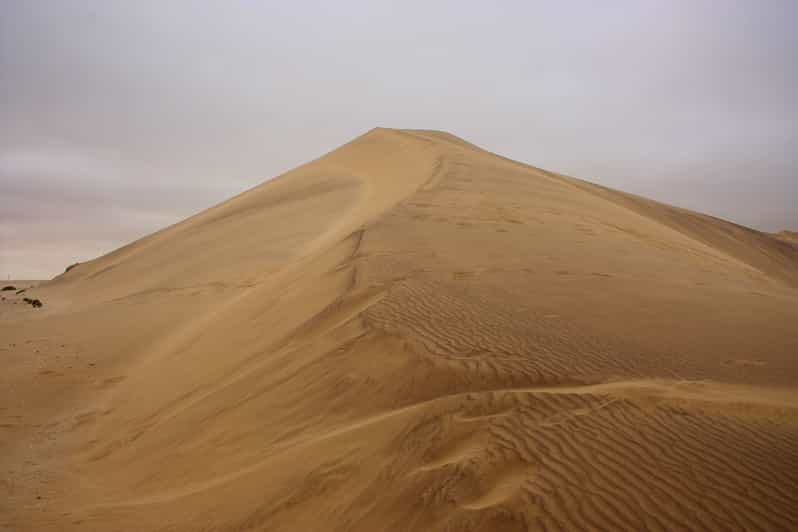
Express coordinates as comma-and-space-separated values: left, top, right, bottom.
16, 289, 25, 295
1, 286, 16, 291
22, 297, 43, 308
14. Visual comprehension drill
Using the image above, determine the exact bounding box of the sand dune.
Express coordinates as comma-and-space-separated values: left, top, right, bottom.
2, 128, 798, 531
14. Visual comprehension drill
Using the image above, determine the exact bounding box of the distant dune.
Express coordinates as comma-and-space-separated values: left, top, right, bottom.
776, 230, 798, 243
3, 128, 798, 531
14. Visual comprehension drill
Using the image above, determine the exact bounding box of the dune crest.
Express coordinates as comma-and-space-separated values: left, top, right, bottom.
3, 128, 798, 531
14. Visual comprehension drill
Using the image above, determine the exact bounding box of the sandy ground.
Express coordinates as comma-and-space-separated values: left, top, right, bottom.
2, 128, 798, 531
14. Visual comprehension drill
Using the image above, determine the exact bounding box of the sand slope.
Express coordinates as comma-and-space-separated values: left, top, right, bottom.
3, 128, 798, 531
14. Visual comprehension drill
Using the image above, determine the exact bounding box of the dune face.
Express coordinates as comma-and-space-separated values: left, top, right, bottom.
3, 128, 798, 531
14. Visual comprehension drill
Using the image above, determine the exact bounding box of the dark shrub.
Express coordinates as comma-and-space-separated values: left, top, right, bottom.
1, 286, 15, 291
22, 297, 43, 308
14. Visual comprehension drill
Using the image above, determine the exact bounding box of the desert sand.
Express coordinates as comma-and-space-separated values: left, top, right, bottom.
2, 128, 798, 531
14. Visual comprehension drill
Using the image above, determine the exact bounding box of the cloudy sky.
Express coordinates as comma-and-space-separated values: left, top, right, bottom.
2, 1, 797, 279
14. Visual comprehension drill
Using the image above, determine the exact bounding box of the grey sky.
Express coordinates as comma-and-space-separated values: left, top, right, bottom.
2, 1, 797, 279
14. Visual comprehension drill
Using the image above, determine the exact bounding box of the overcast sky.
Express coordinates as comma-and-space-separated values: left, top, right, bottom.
2, 1, 797, 279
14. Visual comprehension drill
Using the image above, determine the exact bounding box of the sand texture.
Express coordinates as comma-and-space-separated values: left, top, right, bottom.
3, 128, 798, 531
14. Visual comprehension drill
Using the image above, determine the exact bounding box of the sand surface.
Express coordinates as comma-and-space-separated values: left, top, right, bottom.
2, 128, 798, 531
